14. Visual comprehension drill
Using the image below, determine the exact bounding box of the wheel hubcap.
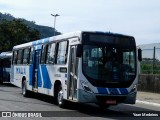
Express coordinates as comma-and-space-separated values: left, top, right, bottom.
58, 91, 63, 105
22, 83, 26, 95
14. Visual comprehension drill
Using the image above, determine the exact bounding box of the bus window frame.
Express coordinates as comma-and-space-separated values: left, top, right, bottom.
55, 40, 69, 65
46, 42, 56, 64
23, 48, 30, 65
40, 44, 48, 64
17, 49, 24, 65
29, 47, 34, 64
12, 50, 18, 65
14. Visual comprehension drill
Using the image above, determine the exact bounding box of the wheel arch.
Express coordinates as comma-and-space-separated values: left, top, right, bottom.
54, 80, 62, 96
21, 76, 26, 88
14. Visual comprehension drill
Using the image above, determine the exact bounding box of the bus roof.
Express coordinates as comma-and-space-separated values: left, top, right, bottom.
12, 31, 134, 50
13, 31, 83, 50
0, 52, 12, 59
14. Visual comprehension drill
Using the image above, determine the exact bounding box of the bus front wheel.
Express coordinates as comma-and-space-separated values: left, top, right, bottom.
22, 80, 29, 97
57, 86, 66, 108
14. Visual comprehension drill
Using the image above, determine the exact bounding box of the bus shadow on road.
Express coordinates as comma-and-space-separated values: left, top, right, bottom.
63, 102, 159, 118
27, 93, 158, 118
0, 82, 17, 87
62, 102, 133, 117
25, 92, 55, 104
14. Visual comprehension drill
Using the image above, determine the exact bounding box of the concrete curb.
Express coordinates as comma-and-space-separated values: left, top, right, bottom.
136, 100, 160, 107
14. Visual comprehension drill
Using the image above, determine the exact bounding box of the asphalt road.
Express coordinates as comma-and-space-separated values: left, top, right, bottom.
0, 83, 159, 120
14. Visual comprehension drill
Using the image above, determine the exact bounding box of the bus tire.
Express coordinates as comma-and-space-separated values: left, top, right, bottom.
57, 86, 66, 108
22, 80, 29, 97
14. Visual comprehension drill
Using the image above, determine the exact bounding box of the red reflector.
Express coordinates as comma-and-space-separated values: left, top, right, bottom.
106, 100, 117, 104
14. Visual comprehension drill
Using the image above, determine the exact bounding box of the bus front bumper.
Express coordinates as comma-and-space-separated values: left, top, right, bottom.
77, 89, 137, 105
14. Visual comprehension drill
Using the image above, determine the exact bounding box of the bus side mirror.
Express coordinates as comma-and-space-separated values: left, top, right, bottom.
138, 49, 142, 61
76, 44, 82, 57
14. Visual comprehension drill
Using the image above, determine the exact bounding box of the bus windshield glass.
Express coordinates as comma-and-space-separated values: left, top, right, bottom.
82, 33, 136, 84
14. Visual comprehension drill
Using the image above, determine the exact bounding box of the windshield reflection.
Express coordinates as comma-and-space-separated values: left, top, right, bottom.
82, 45, 136, 82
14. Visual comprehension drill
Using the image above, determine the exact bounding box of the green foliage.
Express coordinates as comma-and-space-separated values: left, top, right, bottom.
141, 64, 153, 74
0, 12, 61, 52
0, 19, 40, 52
141, 58, 160, 74
0, 13, 61, 39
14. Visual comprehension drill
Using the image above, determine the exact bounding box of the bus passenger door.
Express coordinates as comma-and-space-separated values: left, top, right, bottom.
69, 46, 78, 101
33, 50, 40, 92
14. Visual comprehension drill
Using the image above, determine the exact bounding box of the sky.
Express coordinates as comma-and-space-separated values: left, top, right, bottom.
0, 0, 160, 45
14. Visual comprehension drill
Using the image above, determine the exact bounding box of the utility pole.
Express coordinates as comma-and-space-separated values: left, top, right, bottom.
51, 14, 60, 36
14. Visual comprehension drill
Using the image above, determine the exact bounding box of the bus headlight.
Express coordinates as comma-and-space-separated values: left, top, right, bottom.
81, 82, 93, 93
130, 84, 137, 93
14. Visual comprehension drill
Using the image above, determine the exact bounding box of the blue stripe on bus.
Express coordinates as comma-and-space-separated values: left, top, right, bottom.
29, 65, 33, 85
32, 38, 49, 46
41, 65, 52, 89
108, 88, 119, 95
97, 87, 108, 94
32, 39, 43, 45
38, 66, 42, 87
43, 38, 49, 43
37, 39, 43, 44
37, 45, 42, 50
32, 41, 37, 45
119, 88, 128, 95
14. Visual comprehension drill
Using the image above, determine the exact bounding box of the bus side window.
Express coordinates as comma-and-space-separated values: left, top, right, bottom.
23, 48, 30, 64
46, 43, 56, 64
17, 49, 23, 64
41, 44, 48, 64
29, 47, 33, 64
13, 51, 18, 64
56, 41, 68, 64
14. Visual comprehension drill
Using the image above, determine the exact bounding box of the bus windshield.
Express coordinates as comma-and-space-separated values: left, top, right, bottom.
82, 44, 136, 84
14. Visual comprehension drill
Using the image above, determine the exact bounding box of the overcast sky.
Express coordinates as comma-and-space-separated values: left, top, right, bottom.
1, 0, 160, 45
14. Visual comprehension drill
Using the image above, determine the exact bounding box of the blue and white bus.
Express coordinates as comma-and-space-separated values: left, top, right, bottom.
0, 52, 12, 83
10, 31, 142, 108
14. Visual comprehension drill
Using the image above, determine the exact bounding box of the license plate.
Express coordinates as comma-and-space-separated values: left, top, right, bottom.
106, 100, 117, 104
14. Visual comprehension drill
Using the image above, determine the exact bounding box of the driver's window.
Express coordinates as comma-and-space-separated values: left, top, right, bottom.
123, 51, 135, 72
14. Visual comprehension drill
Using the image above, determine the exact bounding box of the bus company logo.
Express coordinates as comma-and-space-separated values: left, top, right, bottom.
16, 68, 26, 75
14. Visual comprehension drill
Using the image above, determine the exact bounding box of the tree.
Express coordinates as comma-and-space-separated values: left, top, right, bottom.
0, 19, 40, 52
